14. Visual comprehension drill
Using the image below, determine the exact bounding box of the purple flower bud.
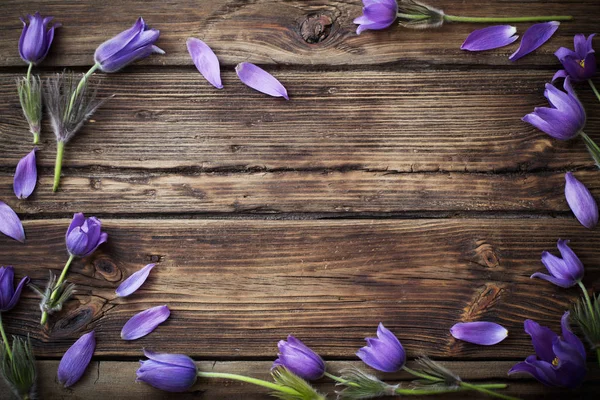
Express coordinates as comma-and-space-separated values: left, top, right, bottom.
65, 213, 108, 258
136, 349, 197, 392
461, 26, 518, 52
0, 201, 25, 243
18, 12, 60, 65
116, 263, 156, 297
121, 305, 170, 340
357, 323, 406, 372
353, 0, 398, 35
565, 172, 598, 229
187, 38, 223, 89
554, 34, 596, 82
532, 239, 584, 288
450, 322, 508, 345
57, 331, 96, 387
13, 149, 37, 200
94, 17, 164, 73
235, 63, 289, 100
509, 21, 560, 61
0, 266, 29, 312
272, 335, 325, 381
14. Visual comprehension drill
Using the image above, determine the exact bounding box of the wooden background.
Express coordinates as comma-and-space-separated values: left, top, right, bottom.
0, 0, 599, 398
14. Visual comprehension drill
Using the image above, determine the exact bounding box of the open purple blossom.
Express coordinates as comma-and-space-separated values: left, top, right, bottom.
509, 312, 586, 388
532, 239, 584, 288
57, 331, 96, 387
509, 21, 560, 61
19, 12, 60, 65
65, 213, 108, 258
461, 26, 518, 52
272, 335, 325, 381
0, 266, 29, 313
554, 34, 596, 82
121, 305, 170, 340
235, 63, 289, 100
13, 149, 37, 199
0, 202, 25, 243
116, 263, 156, 297
136, 349, 197, 392
357, 323, 406, 372
187, 38, 222, 89
565, 172, 598, 229
450, 322, 508, 345
353, 0, 398, 35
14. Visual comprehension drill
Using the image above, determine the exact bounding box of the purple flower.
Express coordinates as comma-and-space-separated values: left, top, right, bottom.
509, 312, 586, 388
94, 17, 164, 73
357, 323, 406, 372
461, 26, 518, 52
116, 263, 156, 297
187, 38, 222, 89
0, 266, 29, 313
13, 149, 37, 200
554, 34, 596, 82
0, 202, 25, 243
522, 77, 585, 141
235, 63, 289, 100
65, 213, 108, 258
272, 336, 325, 381
353, 0, 398, 35
137, 349, 197, 392
532, 239, 584, 288
19, 12, 60, 65
57, 331, 96, 387
509, 21, 560, 61
565, 172, 598, 229
121, 305, 170, 340
450, 322, 508, 345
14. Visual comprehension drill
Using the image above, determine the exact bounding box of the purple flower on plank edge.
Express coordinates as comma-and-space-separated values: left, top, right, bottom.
94, 17, 164, 73
65, 213, 108, 258
13, 149, 37, 200
509, 21, 560, 61
137, 349, 197, 392
450, 322, 508, 345
461, 26, 518, 51
509, 312, 586, 388
187, 38, 222, 89
565, 172, 598, 229
357, 323, 406, 372
57, 331, 96, 387
0, 201, 25, 243
554, 34, 596, 82
19, 12, 60, 65
235, 63, 289, 100
0, 266, 30, 313
353, 0, 398, 35
522, 77, 585, 140
532, 239, 584, 288
116, 263, 156, 297
121, 305, 170, 340
272, 335, 325, 381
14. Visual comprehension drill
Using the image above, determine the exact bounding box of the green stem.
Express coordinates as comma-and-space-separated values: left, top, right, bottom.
323, 371, 360, 387
459, 381, 521, 400
589, 80, 600, 103
580, 131, 600, 169
26, 62, 33, 83
65, 63, 100, 119
52, 141, 65, 192
597, 349, 600, 367
402, 366, 443, 382
197, 371, 302, 396
0, 314, 12, 361
32, 131, 40, 145
444, 15, 572, 23
40, 254, 76, 325
577, 281, 595, 316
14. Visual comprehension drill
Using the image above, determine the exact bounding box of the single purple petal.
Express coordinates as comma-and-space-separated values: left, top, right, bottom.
556, 239, 584, 282
0, 201, 25, 243
0, 267, 14, 307
508, 356, 557, 387
524, 319, 557, 363
66, 227, 89, 257
461, 26, 518, 51
560, 312, 586, 359
66, 213, 86, 240
13, 149, 37, 199
116, 263, 156, 297
356, 21, 394, 35
509, 21, 560, 61
530, 272, 576, 288
551, 70, 568, 82
450, 322, 508, 345
235, 63, 289, 100
555, 47, 577, 61
540, 251, 569, 280
565, 172, 599, 229
94, 17, 145, 63
121, 305, 170, 340
4, 275, 30, 312
57, 331, 96, 387
186, 38, 223, 89
552, 338, 586, 388
143, 349, 197, 369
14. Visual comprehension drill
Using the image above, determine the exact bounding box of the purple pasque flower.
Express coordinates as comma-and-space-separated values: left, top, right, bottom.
187, 38, 222, 89
532, 239, 584, 288
235, 63, 289, 100
0, 202, 25, 243
272, 335, 325, 381
450, 322, 508, 346
509, 312, 586, 388
94, 17, 164, 73
554, 34, 596, 82
509, 21, 560, 62
19, 12, 60, 65
522, 77, 586, 141
357, 323, 406, 372
57, 331, 96, 387
0, 266, 29, 313
565, 172, 598, 229
461, 26, 518, 52
121, 305, 170, 340
137, 349, 197, 392
353, 0, 398, 35
116, 263, 156, 297
65, 213, 108, 258
13, 149, 37, 200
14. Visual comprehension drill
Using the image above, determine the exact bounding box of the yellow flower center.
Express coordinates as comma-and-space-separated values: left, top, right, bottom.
579, 59, 586, 68
552, 357, 559, 367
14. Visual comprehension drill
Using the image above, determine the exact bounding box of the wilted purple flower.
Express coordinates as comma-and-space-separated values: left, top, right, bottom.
0, 202, 25, 243
565, 172, 598, 229
65, 213, 108, 258
19, 12, 60, 65
0, 266, 29, 313
272, 335, 325, 381
235, 63, 289, 100
450, 322, 508, 345
509, 312, 586, 388
187, 38, 222, 89
554, 34, 596, 82
509, 21, 560, 61
522, 77, 585, 141
353, 0, 398, 35
121, 305, 170, 340
57, 331, 96, 387
136, 349, 197, 392
13, 149, 37, 199
461, 26, 518, 52
94, 17, 164, 73
116, 263, 156, 297
357, 323, 406, 372
532, 239, 584, 288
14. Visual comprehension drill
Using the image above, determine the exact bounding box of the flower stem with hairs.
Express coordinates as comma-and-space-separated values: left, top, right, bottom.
0, 314, 12, 361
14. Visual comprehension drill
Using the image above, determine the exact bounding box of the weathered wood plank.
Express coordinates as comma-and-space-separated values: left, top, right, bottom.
0, 0, 595, 67
1, 70, 599, 171
1, 219, 598, 358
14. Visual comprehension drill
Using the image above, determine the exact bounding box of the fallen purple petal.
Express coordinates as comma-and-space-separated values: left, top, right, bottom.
13, 149, 38, 199
461, 26, 518, 52
0, 201, 25, 243
565, 172, 598, 229
235, 62, 289, 100
509, 21, 560, 61
57, 331, 96, 387
450, 322, 508, 345
116, 263, 156, 297
121, 305, 170, 340
187, 38, 223, 89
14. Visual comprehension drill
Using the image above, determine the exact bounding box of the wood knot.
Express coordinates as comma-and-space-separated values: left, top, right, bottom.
93, 258, 122, 282
473, 241, 500, 268
462, 283, 505, 320
300, 13, 333, 43
89, 178, 102, 190
51, 305, 94, 337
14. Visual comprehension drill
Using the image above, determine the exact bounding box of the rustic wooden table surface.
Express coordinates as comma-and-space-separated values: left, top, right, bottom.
0, 0, 599, 399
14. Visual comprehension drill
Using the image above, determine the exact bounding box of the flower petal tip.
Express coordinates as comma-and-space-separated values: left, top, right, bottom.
116, 263, 156, 297
121, 305, 170, 340
235, 62, 289, 99
186, 38, 223, 89
461, 26, 518, 52
509, 21, 560, 61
